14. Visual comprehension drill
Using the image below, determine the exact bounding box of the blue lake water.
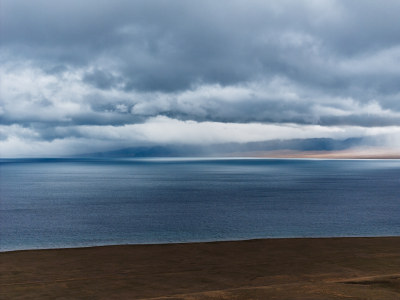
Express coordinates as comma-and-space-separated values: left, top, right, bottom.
1, 158, 400, 251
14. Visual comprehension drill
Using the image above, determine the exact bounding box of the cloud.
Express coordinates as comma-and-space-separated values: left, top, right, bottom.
2, 116, 400, 157
1, 0, 400, 156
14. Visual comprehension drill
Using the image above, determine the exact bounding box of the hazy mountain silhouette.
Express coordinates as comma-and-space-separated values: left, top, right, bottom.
79, 138, 363, 157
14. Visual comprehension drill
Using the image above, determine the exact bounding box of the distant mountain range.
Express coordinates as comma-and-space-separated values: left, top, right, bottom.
79, 137, 365, 158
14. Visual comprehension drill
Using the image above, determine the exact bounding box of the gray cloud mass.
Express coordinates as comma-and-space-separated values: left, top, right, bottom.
1, 0, 400, 156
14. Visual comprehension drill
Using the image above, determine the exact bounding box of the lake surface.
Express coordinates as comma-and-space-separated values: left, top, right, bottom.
1, 158, 400, 251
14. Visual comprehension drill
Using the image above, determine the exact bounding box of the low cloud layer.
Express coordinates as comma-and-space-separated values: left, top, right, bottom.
1, 0, 400, 157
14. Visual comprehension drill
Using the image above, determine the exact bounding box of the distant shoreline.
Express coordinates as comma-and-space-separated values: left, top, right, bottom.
225, 149, 400, 159
1, 236, 400, 299
1, 156, 400, 162
2, 152, 400, 160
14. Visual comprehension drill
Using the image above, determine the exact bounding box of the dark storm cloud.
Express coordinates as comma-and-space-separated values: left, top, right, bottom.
2, 0, 400, 156
2, 0, 399, 94
83, 69, 122, 90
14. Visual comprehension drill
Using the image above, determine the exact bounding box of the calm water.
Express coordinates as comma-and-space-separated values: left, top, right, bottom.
1, 158, 400, 251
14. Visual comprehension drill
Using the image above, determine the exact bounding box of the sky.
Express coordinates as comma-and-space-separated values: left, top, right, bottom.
1, 0, 400, 157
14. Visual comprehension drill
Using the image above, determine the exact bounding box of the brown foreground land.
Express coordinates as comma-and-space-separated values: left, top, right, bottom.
1, 237, 400, 299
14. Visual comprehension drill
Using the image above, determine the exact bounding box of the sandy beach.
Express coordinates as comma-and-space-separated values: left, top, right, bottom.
1, 237, 400, 299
